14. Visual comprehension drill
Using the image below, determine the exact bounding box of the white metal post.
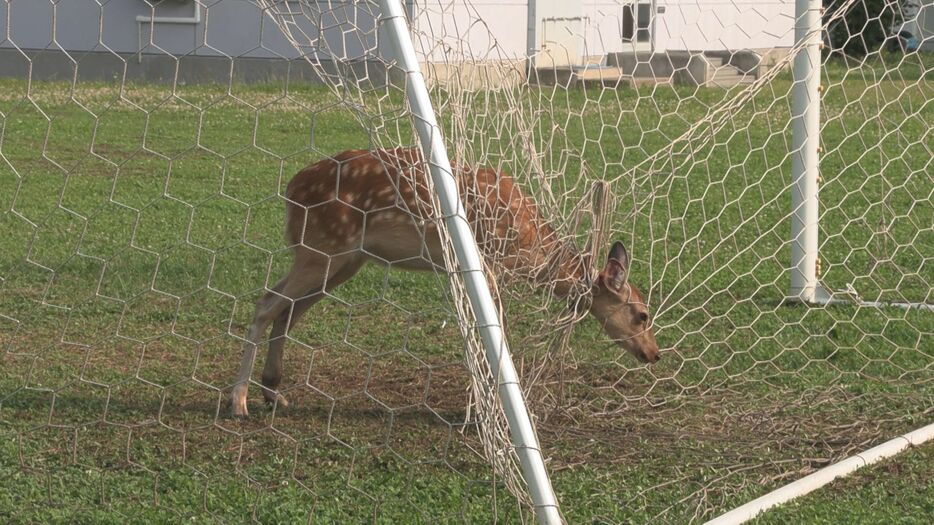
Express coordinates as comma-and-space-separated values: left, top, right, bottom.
377, 1, 563, 523
790, 0, 827, 303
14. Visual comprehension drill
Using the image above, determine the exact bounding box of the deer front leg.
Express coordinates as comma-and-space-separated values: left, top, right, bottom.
231, 287, 291, 417
231, 270, 319, 417
259, 311, 291, 409
259, 293, 322, 408
258, 259, 363, 409
259, 292, 325, 407
231, 329, 266, 417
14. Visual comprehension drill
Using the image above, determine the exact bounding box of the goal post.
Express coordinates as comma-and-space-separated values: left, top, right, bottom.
789, 0, 830, 304
377, 1, 561, 521
789, 0, 932, 311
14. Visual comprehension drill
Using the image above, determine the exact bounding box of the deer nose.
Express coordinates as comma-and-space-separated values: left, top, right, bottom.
649, 352, 661, 363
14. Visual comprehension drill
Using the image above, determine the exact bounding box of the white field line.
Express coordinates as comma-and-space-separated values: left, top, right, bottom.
704, 422, 934, 525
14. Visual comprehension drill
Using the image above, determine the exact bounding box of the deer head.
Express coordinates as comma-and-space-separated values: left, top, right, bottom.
588, 241, 660, 364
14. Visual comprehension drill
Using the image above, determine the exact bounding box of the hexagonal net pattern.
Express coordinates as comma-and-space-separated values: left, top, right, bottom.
0, 0, 931, 522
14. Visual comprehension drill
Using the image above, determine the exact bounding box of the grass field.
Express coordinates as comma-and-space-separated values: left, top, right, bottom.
1, 51, 932, 523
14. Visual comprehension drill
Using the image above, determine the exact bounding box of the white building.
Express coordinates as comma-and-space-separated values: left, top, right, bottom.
14, 1, 930, 87
414, 1, 797, 87
416, 1, 795, 66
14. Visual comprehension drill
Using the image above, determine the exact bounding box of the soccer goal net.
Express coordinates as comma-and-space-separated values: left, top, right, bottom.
1, 0, 930, 522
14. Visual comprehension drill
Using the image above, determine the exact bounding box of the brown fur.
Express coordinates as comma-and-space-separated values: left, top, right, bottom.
284, 148, 570, 284
230, 148, 659, 417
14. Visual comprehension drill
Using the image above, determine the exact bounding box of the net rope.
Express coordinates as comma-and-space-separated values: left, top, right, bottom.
1, 0, 930, 521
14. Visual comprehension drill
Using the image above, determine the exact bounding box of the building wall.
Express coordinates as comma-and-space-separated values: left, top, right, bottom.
582, 1, 632, 59
412, 0, 529, 62
654, 1, 795, 52
1, 0, 803, 84
0, 0, 377, 61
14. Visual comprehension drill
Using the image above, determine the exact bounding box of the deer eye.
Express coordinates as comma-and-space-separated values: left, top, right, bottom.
638, 312, 649, 324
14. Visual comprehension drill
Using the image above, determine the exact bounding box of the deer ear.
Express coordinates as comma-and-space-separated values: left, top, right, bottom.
608, 241, 630, 268
602, 241, 630, 291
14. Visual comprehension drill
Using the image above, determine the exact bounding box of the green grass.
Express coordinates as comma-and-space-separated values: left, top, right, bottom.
1, 51, 932, 523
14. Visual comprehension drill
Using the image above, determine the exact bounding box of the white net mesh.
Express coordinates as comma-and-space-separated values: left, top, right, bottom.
1, 0, 931, 522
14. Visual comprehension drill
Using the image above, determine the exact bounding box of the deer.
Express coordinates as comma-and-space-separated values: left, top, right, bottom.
230, 148, 660, 417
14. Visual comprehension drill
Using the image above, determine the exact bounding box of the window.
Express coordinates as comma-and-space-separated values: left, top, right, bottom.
636, 3, 651, 43
622, 2, 652, 44
623, 5, 634, 42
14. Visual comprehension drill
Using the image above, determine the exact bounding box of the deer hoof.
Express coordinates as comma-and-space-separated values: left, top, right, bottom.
262, 389, 289, 409
230, 386, 250, 418
231, 401, 249, 418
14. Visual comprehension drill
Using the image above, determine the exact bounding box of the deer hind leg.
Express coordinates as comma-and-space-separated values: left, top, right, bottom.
259, 258, 364, 407
230, 252, 359, 417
